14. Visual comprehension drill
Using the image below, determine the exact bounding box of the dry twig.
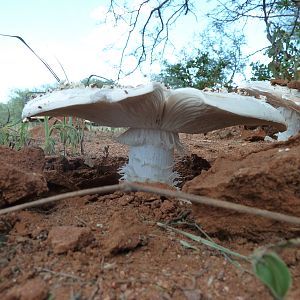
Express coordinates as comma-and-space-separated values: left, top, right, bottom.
37, 267, 84, 282
1, 183, 300, 225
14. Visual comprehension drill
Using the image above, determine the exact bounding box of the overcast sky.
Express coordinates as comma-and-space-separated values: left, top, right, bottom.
0, 0, 270, 103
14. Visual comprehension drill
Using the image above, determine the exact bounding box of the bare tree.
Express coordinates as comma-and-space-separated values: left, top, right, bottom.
107, 0, 196, 79
106, 1, 299, 80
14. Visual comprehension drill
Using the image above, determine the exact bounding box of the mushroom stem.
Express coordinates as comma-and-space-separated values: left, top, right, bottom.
117, 128, 182, 185
276, 107, 300, 141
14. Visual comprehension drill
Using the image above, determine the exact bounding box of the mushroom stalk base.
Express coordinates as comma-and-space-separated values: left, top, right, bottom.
117, 129, 181, 185
276, 107, 300, 141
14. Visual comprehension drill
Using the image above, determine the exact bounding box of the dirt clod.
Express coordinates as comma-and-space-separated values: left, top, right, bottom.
44, 155, 124, 192
183, 135, 300, 237
0, 146, 48, 207
47, 226, 94, 254
287, 80, 300, 90
104, 210, 148, 255
5, 278, 48, 300
271, 78, 289, 86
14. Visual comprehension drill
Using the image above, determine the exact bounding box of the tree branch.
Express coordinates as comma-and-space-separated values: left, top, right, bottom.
108, 0, 194, 78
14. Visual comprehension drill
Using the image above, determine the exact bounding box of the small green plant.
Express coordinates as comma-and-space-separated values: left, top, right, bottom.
0, 124, 13, 147
158, 223, 296, 300
51, 117, 80, 156
0, 121, 31, 150
43, 116, 56, 155
42, 116, 84, 156
16, 122, 31, 149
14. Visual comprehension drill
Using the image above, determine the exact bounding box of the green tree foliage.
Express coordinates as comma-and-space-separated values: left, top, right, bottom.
267, 0, 300, 79
154, 25, 246, 89
0, 89, 34, 149
267, 26, 299, 80
6, 89, 31, 122
0, 89, 30, 126
250, 62, 273, 81
154, 27, 245, 89
211, 0, 300, 80
155, 51, 232, 89
0, 103, 10, 125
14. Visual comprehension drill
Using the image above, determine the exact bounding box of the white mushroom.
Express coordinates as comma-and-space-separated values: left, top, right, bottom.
22, 83, 286, 185
238, 81, 300, 141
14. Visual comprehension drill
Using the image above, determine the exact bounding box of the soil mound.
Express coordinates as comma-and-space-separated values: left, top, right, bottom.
0, 146, 48, 207
183, 134, 300, 238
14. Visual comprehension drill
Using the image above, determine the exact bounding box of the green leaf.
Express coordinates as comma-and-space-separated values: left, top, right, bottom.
253, 252, 291, 300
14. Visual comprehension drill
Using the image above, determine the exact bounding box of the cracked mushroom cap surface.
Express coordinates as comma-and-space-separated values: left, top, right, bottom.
22, 82, 287, 133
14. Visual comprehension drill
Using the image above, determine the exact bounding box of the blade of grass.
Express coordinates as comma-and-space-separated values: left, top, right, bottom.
0, 33, 60, 82
157, 222, 250, 261
176, 221, 246, 270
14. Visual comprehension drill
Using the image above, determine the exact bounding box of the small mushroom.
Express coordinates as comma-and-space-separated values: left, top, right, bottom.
22, 83, 286, 185
238, 81, 300, 141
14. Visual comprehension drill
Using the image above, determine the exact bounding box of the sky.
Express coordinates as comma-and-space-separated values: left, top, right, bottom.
0, 0, 270, 103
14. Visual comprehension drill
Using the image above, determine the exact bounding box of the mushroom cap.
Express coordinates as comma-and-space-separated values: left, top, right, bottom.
22, 83, 166, 129
22, 82, 287, 133
162, 88, 286, 133
238, 81, 300, 113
